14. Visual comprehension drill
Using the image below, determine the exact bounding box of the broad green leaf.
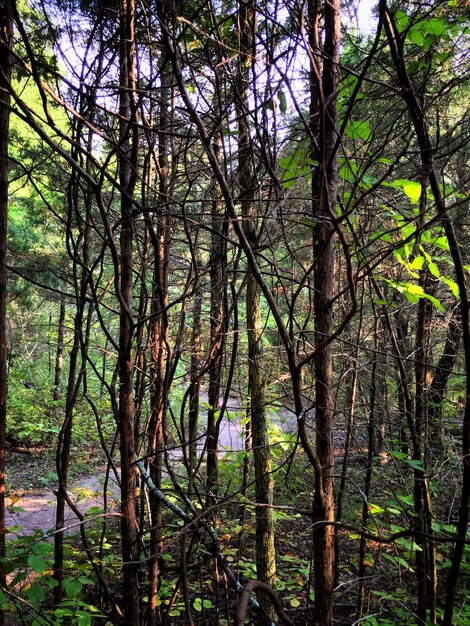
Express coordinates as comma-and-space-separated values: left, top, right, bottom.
422, 18, 447, 36
405, 458, 425, 472
382, 551, 414, 572
26, 583, 46, 602
408, 27, 425, 46
441, 276, 460, 298
397, 493, 414, 506
368, 503, 385, 516
394, 179, 422, 204
409, 256, 424, 270
64, 578, 83, 597
394, 10, 409, 32
369, 231, 392, 243
433, 235, 450, 251
422, 293, 444, 312
390, 450, 407, 460
27, 553, 48, 573
32, 541, 52, 555
428, 261, 440, 277
346, 120, 372, 142
405, 283, 424, 296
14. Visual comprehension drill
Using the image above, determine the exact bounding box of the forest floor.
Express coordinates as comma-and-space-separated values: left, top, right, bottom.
5, 452, 120, 539
3, 403, 284, 537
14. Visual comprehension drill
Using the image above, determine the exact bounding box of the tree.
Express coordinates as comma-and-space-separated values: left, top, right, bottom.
0, 3, 12, 621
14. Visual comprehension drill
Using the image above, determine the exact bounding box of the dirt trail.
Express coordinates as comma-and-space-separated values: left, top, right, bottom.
5, 403, 295, 537
4, 417, 245, 538
6, 473, 120, 538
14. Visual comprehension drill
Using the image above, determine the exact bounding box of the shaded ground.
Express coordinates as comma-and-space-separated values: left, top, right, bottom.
4, 397, 296, 537
6, 470, 120, 538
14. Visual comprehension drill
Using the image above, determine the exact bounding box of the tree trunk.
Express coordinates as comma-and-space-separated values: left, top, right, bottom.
206, 133, 225, 495
0, 2, 12, 616
118, 0, 140, 622
236, 0, 276, 613
147, 62, 172, 626
382, 8, 470, 623
308, 0, 340, 623
188, 247, 203, 487
52, 296, 65, 424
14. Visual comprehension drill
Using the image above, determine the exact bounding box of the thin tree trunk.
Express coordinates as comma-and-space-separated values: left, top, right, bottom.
414, 211, 437, 622
0, 2, 12, 617
236, 0, 276, 610
147, 62, 172, 626
118, 0, 140, 622
206, 133, 225, 495
357, 319, 379, 620
188, 248, 203, 486
308, 0, 340, 623
335, 290, 364, 585
53, 301, 83, 603
52, 295, 66, 423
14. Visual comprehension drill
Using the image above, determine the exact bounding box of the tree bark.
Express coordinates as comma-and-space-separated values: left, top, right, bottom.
52, 296, 65, 423
236, 0, 276, 612
147, 60, 172, 626
118, 0, 140, 622
308, 0, 340, 623
0, 2, 12, 618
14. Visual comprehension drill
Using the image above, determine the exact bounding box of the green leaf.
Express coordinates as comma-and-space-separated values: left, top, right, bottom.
394, 179, 422, 204
290, 598, 301, 608
433, 235, 450, 251
394, 10, 409, 32
64, 578, 83, 597
27, 553, 48, 573
405, 458, 425, 472
32, 541, 52, 555
408, 27, 425, 46
428, 261, 440, 277
277, 89, 287, 114
368, 503, 385, 516
422, 293, 444, 312
390, 450, 407, 461
422, 18, 447, 36
397, 492, 414, 506
346, 120, 372, 142
382, 551, 414, 572
409, 256, 424, 270
26, 583, 46, 602
441, 276, 460, 299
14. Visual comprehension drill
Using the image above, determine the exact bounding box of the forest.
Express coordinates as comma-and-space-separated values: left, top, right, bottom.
0, 0, 469, 624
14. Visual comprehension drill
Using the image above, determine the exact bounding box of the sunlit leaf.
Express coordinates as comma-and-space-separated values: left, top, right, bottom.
394, 179, 422, 204
441, 276, 460, 299
346, 120, 372, 142
408, 27, 425, 46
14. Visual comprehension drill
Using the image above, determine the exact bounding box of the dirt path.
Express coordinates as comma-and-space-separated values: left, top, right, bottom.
4, 415, 246, 538
5, 402, 295, 537
6, 473, 120, 538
